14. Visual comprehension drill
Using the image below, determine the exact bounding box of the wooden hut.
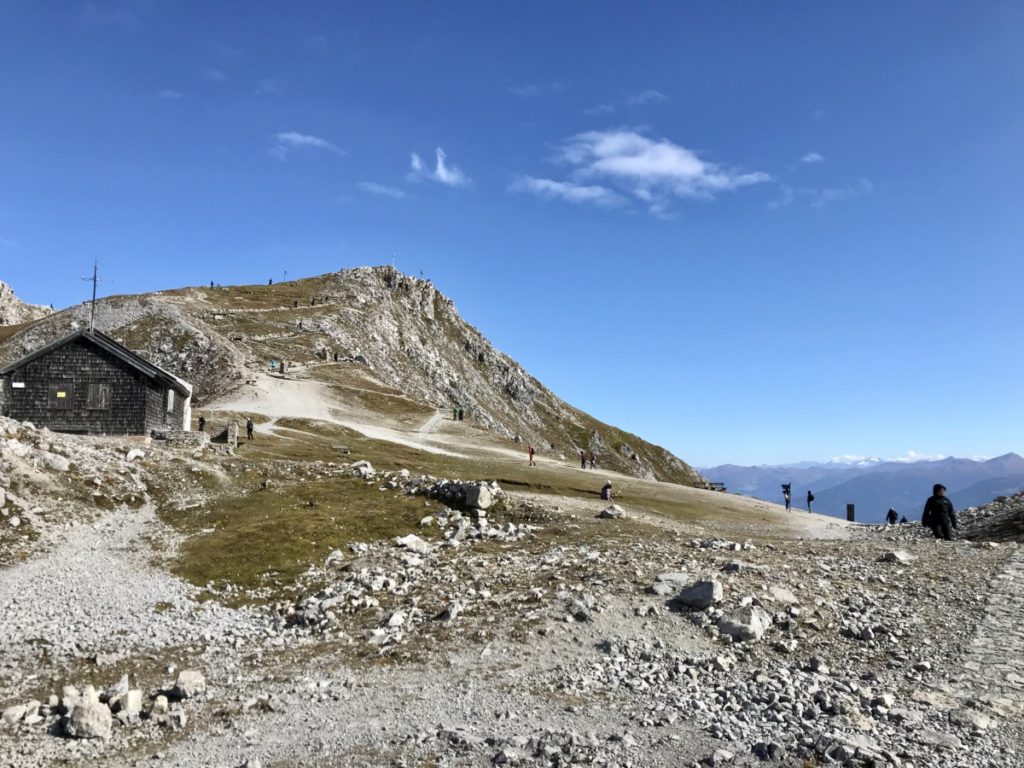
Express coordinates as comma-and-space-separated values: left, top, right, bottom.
0, 329, 192, 435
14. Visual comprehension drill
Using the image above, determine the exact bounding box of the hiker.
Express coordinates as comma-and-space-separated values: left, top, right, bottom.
922, 483, 958, 540
886, 508, 898, 525
452, 407, 458, 421
782, 484, 792, 512
806, 490, 815, 513
246, 417, 254, 441
528, 444, 536, 466
209, 281, 213, 288
458, 407, 464, 421
197, 416, 206, 433
580, 450, 587, 469
601, 481, 613, 501
589, 451, 598, 470
268, 278, 273, 285
899, 515, 908, 524
293, 300, 298, 308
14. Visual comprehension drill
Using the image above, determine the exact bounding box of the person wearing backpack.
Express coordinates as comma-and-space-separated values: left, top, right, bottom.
806, 490, 815, 513
922, 484, 957, 540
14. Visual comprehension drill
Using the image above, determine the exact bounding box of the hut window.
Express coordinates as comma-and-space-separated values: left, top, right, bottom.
87, 382, 111, 410
166, 389, 175, 412
48, 382, 73, 409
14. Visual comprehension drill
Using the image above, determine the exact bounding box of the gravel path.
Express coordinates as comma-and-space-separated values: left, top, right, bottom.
0, 504, 263, 695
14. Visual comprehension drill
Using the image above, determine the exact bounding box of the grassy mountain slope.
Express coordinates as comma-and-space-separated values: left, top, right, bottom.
0, 266, 703, 486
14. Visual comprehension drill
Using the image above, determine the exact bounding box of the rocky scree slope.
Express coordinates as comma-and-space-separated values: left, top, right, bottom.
0, 280, 52, 327
0, 266, 701, 485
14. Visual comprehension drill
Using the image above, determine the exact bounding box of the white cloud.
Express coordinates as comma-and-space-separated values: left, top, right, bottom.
801, 151, 825, 164
533, 130, 769, 215
358, 181, 407, 200
585, 102, 616, 116
767, 185, 794, 211
509, 176, 625, 207
810, 178, 872, 208
158, 89, 184, 100
256, 77, 284, 96
509, 80, 567, 98
627, 88, 669, 106
203, 68, 227, 83
888, 450, 947, 463
408, 148, 469, 187
271, 131, 345, 161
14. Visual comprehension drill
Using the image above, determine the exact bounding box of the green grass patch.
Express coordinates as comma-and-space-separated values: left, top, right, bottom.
162, 475, 430, 599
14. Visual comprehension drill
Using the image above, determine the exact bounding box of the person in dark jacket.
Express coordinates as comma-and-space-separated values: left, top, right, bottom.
600, 481, 612, 501
885, 508, 898, 525
922, 484, 957, 540
806, 490, 815, 513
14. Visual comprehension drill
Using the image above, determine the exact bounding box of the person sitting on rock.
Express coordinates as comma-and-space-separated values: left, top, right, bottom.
922, 484, 957, 540
600, 481, 612, 501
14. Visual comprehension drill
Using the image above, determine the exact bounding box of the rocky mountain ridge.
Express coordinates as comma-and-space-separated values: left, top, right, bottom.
0, 266, 701, 485
0, 280, 52, 326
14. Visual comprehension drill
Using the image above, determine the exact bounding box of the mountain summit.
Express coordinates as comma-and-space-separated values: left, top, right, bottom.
0, 266, 702, 485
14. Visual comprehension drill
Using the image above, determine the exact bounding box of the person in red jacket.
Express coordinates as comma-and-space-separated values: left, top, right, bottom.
527, 444, 536, 466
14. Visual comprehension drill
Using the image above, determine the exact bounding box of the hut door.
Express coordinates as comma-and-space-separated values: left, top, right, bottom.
48, 381, 74, 409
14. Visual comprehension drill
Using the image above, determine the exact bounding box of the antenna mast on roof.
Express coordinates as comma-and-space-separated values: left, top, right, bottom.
82, 260, 100, 333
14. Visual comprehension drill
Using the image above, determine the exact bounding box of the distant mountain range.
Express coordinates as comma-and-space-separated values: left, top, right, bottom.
701, 454, 1024, 523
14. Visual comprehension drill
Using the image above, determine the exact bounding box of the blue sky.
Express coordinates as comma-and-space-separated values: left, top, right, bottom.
1, 2, 1022, 466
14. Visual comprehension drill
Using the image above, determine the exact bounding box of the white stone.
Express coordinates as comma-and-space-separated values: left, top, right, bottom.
599, 504, 624, 519
880, 550, 914, 564
1, 704, 26, 725
465, 484, 493, 511
173, 670, 206, 699
717, 605, 772, 642
394, 534, 430, 554
125, 448, 146, 461
64, 698, 112, 740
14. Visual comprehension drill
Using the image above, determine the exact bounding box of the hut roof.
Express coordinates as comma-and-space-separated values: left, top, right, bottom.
0, 329, 191, 396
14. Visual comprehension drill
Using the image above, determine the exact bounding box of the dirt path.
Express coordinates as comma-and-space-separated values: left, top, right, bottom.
207, 373, 468, 457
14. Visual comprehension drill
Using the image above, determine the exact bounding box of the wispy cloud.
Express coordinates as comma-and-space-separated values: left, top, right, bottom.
627, 88, 669, 106
256, 77, 285, 96
509, 80, 568, 98
158, 89, 184, 100
0, 235, 16, 248
203, 68, 227, 83
585, 102, 616, 116
509, 176, 625, 207
271, 132, 345, 161
522, 129, 769, 215
801, 151, 825, 164
810, 178, 872, 208
358, 181, 407, 200
408, 148, 470, 187
80, 1, 143, 28
766, 185, 794, 211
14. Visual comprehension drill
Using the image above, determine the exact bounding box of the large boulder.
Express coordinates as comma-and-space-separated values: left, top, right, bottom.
465, 484, 493, 511
172, 670, 206, 699
64, 698, 112, 740
394, 534, 430, 555
599, 505, 624, 519
717, 605, 772, 642
675, 579, 723, 610
648, 571, 690, 596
